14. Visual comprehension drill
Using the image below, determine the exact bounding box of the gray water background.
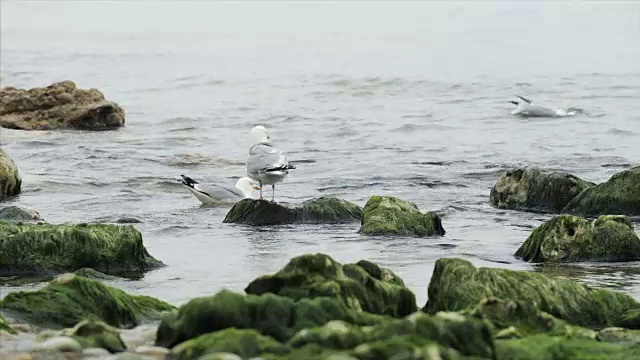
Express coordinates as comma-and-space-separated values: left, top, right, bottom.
1, 1, 640, 307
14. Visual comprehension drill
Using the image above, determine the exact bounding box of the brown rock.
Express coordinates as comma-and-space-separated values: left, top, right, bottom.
0, 81, 125, 131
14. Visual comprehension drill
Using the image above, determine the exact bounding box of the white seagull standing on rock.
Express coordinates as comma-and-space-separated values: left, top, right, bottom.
245, 125, 296, 202
177, 174, 261, 205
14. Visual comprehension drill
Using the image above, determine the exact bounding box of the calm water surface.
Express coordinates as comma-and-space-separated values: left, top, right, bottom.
1, 1, 640, 308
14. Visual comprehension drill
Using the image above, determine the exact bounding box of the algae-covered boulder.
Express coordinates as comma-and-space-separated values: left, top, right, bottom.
0, 81, 125, 131
0, 148, 21, 200
0, 273, 175, 329
514, 214, 640, 263
244, 253, 416, 318
0, 222, 164, 279
65, 320, 127, 353
422, 258, 640, 329
358, 196, 445, 237
155, 289, 383, 349
489, 167, 594, 213
223, 197, 362, 226
0, 206, 42, 222
563, 166, 640, 217
496, 334, 640, 360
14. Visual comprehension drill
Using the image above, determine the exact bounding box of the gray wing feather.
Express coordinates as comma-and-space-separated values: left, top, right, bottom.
246, 143, 288, 176
194, 183, 243, 199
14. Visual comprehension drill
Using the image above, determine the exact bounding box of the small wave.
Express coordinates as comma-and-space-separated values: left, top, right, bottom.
159, 153, 244, 168
601, 163, 633, 169
606, 128, 636, 136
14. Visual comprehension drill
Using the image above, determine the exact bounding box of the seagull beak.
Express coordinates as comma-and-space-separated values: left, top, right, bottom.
252, 185, 261, 190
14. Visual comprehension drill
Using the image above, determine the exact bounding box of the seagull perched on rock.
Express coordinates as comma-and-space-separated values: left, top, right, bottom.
245, 125, 296, 201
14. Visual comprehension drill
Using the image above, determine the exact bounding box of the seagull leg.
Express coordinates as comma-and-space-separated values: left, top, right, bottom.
271, 184, 276, 202
259, 181, 263, 200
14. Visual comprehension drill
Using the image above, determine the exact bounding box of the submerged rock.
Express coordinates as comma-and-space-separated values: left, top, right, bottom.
514, 214, 640, 263
0, 206, 42, 222
244, 253, 417, 317
422, 258, 640, 329
0, 273, 176, 328
358, 196, 445, 237
155, 289, 383, 349
223, 197, 362, 225
489, 166, 594, 213
0, 149, 21, 200
563, 166, 640, 217
0, 222, 164, 279
0, 81, 125, 131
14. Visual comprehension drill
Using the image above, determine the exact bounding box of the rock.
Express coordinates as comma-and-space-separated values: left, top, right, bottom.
1, 312, 15, 334
0, 149, 21, 200
169, 329, 287, 360
422, 258, 640, 329
597, 327, 640, 344
154, 289, 383, 349
358, 195, 445, 237
514, 214, 640, 263
135, 345, 170, 357
0, 206, 42, 222
244, 253, 417, 317
489, 167, 594, 213
0, 81, 125, 131
0, 222, 164, 279
35, 336, 82, 352
223, 197, 362, 225
74, 268, 122, 281
65, 319, 127, 353
563, 166, 640, 217
0, 273, 176, 329
82, 347, 112, 358
197, 353, 243, 360
496, 334, 640, 360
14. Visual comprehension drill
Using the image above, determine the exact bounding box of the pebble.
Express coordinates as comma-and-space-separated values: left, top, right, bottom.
134, 345, 169, 358
197, 353, 243, 360
82, 347, 113, 358
35, 336, 82, 353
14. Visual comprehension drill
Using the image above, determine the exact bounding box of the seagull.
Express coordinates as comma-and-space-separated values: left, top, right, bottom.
510, 95, 580, 118
177, 174, 261, 205
245, 125, 296, 201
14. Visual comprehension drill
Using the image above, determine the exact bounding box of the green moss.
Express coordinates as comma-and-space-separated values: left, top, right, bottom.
0, 312, 15, 334
0, 222, 164, 279
74, 268, 122, 280
169, 328, 289, 360
0, 148, 21, 200
65, 319, 127, 353
496, 334, 640, 360
223, 197, 362, 225
358, 196, 445, 237
597, 327, 640, 344
244, 253, 417, 318
489, 167, 594, 213
155, 290, 384, 349
563, 166, 640, 217
0, 273, 176, 329
514, 214, 640, 262
422, 258, 640, 329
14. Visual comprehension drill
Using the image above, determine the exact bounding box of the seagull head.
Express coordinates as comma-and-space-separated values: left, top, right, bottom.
250, 125, 270, 144
236, 177, 262, 198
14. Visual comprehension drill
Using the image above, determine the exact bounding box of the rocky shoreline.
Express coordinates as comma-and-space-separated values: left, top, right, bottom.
1, 82, 640, 359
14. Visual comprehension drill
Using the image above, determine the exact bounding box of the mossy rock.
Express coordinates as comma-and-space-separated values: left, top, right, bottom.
155, 289, 384, 349
0, 273, 176, 329
563, 166, 640, 217
597, 327, 640, 344
462, 297, 596, 340
0, 312, 14, 334
223, 197, 363, 225
496, 334, 640, 360
245, 253, 417, 318
74, 268, 122, 281
358, 196, 445, 237
0, 222, 164, 279
59, 319, 126, 353
0, 148, 21, 200
514, 214, 640, 263
422, 258, 640, 329
489, 167, 594, 213
0, 206, 42, 222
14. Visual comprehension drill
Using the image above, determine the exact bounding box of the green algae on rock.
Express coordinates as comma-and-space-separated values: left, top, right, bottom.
0, 312, 14, 334
223, 197, 363, 225
0, 148, 21, 200
0, 273, 176, 329
597, 327, 640, 344
514, 214, 640, 263
74, 268, 122, 281
358, 196, 445, 237
155, 290, 384, 349
489, 167, 594, 213
0, 222, 164, 279
422, 258, 640, 329
35, 319, 127, 353
244, 253, 417, 318
496, 334, 640, 360
562, 166, 640, 217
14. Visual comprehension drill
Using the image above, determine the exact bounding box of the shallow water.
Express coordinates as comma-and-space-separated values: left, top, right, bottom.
1, 2, 640, 311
